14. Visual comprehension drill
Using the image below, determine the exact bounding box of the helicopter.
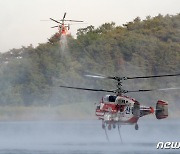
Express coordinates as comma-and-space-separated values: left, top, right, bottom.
59, 73, 180, 140
48, 12, 83, 43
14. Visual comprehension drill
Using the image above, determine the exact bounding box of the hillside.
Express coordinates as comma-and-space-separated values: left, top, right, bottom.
0, 14, 179, 116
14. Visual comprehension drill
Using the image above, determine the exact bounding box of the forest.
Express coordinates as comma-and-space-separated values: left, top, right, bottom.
0, 14, 179, 113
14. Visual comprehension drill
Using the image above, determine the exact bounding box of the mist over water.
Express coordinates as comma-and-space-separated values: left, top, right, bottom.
0, 119, 179, 154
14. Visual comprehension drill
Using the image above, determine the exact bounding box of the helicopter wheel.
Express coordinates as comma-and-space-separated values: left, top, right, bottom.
108, 124, 111, 130
135, 123, 139, 130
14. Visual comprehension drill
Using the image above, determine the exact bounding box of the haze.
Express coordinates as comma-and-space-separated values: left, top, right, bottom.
0, 0, 179, 52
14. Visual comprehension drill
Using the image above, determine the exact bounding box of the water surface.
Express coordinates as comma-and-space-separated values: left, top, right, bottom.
0, 119, 179, 154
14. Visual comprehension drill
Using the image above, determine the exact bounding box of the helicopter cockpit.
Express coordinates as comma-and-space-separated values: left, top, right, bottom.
103, 95, 117, 103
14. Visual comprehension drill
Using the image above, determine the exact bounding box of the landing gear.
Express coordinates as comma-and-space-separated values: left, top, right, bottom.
102, 120, 123, 142
108, 124, 111, 130
113, 124, 116, 129
135, 123, 139, 130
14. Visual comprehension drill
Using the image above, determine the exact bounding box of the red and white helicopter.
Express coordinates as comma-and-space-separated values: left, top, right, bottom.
49, 12, 83, 42
60, 73, 180, 140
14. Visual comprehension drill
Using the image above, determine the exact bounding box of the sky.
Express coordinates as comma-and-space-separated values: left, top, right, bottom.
0, 0, 179, 53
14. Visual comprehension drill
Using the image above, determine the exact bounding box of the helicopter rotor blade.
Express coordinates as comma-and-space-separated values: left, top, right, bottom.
126, 87, 180, 93
126, 73, 180, 80
85, 74, 116, 80
63, 12, 66, 20
50, 18, 61, 24
65, 23, 87, 25
59, 85, 114, 93
51, 26, 59, 28
85, 73, 180, 81
85, 74, 107, 79
62, 19, 84, 22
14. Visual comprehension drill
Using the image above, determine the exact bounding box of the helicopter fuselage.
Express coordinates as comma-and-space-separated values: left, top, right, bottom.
96, 95, 154, 129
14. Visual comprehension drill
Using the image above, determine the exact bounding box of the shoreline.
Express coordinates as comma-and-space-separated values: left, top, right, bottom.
0, 103, 95, 121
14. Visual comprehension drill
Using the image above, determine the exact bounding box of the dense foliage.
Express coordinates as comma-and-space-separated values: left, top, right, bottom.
0, 14, 179, 107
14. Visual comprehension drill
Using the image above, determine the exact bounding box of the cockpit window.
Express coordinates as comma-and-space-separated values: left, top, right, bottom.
103, 95, 109, 102
96, 105, 100, 110
109, 96, 117, 102
103, 95, 117, 102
